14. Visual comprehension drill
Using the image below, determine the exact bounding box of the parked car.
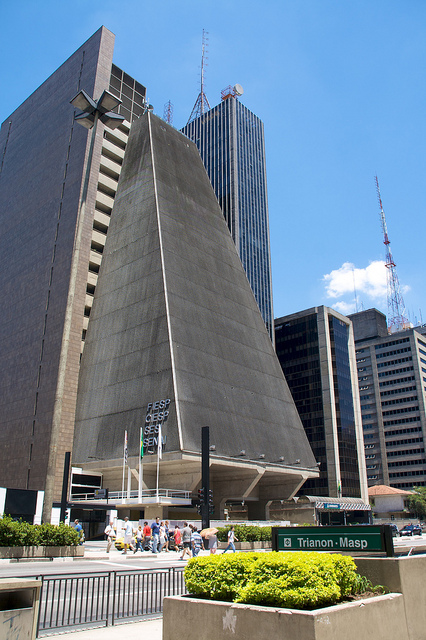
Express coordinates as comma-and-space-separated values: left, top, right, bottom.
114, 536, 135, 550
114, 536, 152, 551
387, 523, 399, 537
399, 524, 422, 537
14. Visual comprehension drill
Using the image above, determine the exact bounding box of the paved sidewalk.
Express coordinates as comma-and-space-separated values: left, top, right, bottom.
42, 615, 162, 639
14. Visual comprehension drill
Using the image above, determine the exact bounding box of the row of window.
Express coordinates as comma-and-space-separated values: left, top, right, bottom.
387, 448, 424, 457
383, 416, 421, 427
393, 481, 426, 488
388, 458, 426, 468
390, 469, 426, 478
381, 396, 417, 408
378, 366, 414, 378
375, 337, 410, 350
377, 356, 412, 369
386, 436, 423, 447
380, 375, 415, 387
380, 385, 417, 396
385, 425, 422, 437
375, 346, 411, 359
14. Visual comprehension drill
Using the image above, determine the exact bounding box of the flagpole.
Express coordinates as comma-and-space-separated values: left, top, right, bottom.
156, 425, 162, 501
138, 426, 143, 502
122, 430, 127, 503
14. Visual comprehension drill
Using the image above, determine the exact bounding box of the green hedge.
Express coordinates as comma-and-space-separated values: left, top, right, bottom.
216, 525, 272, 542
184, 551, 365, 610
0, 515, 80, 547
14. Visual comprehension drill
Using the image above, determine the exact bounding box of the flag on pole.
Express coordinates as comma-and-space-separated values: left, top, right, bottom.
140, 427, 144, 459
157, 425, 162, 460
124, 430, 128, 464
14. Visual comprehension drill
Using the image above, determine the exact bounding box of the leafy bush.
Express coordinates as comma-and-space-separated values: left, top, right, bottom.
185, 553, 260, 601
184, 551, 364, 610
216, 525, 272, 543
0, 515, 80, 547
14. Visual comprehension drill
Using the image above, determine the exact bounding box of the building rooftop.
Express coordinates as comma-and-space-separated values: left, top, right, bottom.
368, 485, 412, 497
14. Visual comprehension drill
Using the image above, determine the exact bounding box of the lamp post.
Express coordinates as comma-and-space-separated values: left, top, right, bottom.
43, 91, 125, 523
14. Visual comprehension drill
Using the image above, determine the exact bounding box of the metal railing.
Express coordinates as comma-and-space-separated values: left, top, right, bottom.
33, 567, 186, 636
72, 488, 191, 501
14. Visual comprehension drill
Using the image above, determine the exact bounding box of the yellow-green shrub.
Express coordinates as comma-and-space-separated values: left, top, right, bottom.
184, 551, 360, 609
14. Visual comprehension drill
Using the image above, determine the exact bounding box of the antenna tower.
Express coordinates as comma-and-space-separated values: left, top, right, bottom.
186, 29, 211, 124
163, 100, 174, 125
375, 175, 409, 333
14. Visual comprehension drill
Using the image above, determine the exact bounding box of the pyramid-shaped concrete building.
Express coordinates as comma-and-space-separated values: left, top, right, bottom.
73, 112, 317, 519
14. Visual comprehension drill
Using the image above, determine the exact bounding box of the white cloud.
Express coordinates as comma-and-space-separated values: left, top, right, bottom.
323, 261, 387, 301
332, 299, 358, 315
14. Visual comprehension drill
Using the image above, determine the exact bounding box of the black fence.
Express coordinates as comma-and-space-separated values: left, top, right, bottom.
31, 567, 186, 636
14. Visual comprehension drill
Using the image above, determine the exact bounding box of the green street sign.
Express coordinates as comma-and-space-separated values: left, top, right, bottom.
272, 525, 394, 557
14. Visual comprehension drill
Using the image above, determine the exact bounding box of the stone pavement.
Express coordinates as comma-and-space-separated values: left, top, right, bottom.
43, 615, 163, 639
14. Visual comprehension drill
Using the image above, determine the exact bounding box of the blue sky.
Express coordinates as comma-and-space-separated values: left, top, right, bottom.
1, 0, 425, 324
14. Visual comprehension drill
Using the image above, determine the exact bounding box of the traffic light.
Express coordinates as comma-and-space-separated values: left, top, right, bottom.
198, 487, 206, 505
208, 489, 214, 515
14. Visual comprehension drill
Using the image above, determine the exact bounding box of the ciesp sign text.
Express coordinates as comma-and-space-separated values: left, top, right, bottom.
144, 398, 170, 452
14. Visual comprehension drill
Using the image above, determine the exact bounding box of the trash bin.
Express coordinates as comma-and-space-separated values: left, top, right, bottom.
0, 578, 41, 640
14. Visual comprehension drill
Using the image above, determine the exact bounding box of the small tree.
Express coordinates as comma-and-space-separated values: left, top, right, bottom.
408, 487, 426, 519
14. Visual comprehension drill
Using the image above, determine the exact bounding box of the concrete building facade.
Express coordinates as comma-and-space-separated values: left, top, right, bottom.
0, 27, 144, 520
275, 306, 368, 502
72, 111, 318, 520
349, 309, 426, 489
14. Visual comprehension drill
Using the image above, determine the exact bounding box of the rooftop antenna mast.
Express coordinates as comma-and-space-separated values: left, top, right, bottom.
163, 100, 174, 125
187, 29, 211, 124
375, 175, 409, 333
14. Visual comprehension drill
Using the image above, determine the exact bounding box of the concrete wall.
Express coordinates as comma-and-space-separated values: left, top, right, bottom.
0, 27, 115, 515
74, 112, 316, 470
163, 593, 407, 640
356, 555, 426, 640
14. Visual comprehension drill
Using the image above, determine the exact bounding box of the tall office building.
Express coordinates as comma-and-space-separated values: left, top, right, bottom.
73, 112, 318, 521
0, 29, 317, 521
275, 307, 368, 501
181, 90, 274, 340
0, 27, 145, 520
349, 309, 426, 489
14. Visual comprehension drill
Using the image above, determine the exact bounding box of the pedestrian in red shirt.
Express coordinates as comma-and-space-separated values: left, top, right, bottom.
142, 521, 151, 550
173, 525, 182, 551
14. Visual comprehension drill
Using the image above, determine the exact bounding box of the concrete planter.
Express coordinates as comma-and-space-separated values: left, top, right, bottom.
0, 546, 84, 560
218, 541, 272, 550
356, 555, 426, 640
163, 593, 408, 640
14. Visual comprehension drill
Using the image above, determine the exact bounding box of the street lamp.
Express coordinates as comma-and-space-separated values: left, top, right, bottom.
70, 89, 125, 130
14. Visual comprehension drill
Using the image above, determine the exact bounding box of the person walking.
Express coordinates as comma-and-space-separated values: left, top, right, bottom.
164, 520, 170, 552
173, 525, 182, 552
159, 521, 167, 552
104, 521, 116, 553
191, 526, 204, 557
222, 526, 238, 553
134, 525, 143, 553
151, 517, 161, 553
122, 517, 134, 555
73, 519, 84, 545
180, 522, 192, 560
142, 521, 151, 550
208, 532, 218, 554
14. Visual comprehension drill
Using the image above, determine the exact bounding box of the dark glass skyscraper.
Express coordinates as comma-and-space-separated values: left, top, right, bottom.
275, 306, 368, 500
181, 94, 274, 340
